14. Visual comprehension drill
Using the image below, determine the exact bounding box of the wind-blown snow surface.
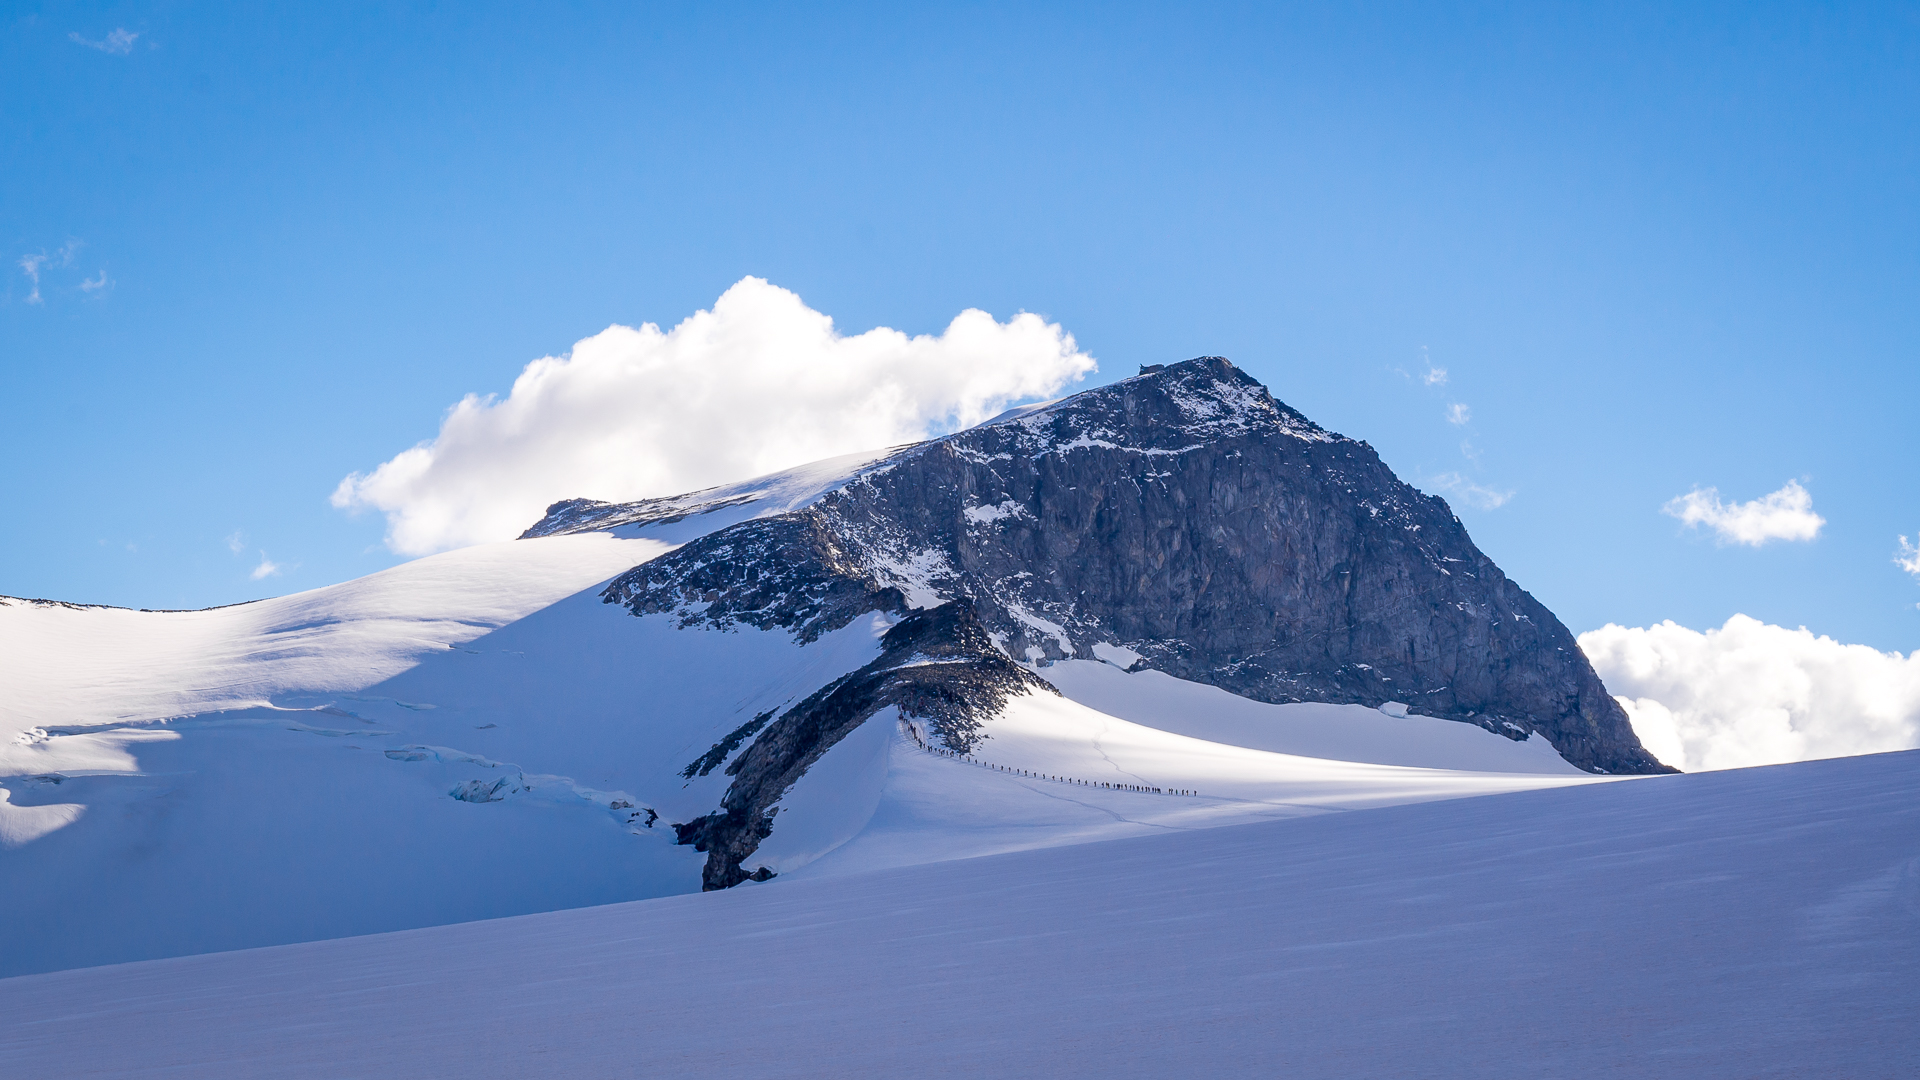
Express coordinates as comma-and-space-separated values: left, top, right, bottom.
2, 456, 1606, 976
4, 751, 1913, 1079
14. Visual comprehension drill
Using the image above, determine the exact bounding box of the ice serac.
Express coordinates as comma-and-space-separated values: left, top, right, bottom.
526, 356, 1670, 886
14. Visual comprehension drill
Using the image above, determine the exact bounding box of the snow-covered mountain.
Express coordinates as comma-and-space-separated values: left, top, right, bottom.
1, 357, 1661, 976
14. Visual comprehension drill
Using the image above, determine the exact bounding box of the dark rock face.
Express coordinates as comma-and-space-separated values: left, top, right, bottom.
820, 357, 1670, 776
602, 511, 907, 644
538, 355, 1672, 885
522, 492, 763, 540
671, 601, 1050, 890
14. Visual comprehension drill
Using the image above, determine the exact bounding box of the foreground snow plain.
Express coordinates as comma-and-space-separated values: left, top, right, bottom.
3, 749, 1913, 1079
3, 456, 1602, 975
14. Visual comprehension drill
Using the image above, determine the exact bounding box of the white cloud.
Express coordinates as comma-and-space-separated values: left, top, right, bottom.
1662, 479, 1823, 547
80, 270, 110, 293
1580, 615, 1920, 772
18, 243, 88, 303
1445, 403, 1470, 425
1897, 535, 1920, 579
1425, 471, 1513, 510
334, 276, 1098, 555
1424, 366, 1447, 386
225, 531, 247, 555
70, 29, 139, 54
19, 254, 46, 304
250, 554, 282, 581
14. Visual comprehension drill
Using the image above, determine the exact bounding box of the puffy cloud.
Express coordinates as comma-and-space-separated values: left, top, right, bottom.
1662, 479, 1823, 546
1445, 403, 1470, 425
250, 554, 282, 580
1579, 615, 1920, 772
1897, 535, 1920, 579
1423, 366, 1447, 386
334, 277, 1097, 554
1425, 471, 1513, 510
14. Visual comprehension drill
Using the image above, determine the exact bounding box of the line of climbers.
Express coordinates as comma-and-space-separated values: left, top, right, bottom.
899, 720, 1199, 798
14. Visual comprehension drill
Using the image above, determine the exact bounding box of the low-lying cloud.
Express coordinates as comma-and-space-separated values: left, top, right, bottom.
334, 277, 1097, 554
1663, 479, 1823, 546
1580, 615, 1920, 772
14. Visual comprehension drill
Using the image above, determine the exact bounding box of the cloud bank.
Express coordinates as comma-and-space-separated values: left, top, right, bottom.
334, 277, 1097, 554
1663, 480, 1823, 546
1580, 616, 1920, 772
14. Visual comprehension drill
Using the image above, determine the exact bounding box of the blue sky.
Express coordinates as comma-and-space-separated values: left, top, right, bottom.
4, 1, 1917, 652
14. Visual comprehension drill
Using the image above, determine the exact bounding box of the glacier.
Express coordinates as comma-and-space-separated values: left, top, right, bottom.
1, 749, 1912, 1078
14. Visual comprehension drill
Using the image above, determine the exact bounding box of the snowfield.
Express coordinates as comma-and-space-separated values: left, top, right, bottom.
2, 749, 1913, 1079
1, 467, 1614, 976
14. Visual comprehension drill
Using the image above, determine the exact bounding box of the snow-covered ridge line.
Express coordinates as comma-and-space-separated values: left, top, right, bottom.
0, 594, 267, 614
0, 534, 670, 732
519, 448, 906, 540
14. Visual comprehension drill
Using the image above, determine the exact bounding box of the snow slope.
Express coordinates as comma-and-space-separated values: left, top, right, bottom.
0, 533, 671, 729
763, 692, 1603, 879
4, 750, 1912, 1079
1040, 657, 1586, 773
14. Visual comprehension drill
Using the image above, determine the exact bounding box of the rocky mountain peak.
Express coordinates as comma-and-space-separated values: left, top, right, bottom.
967, 355, 1333, 455
531, 355, 1673, 887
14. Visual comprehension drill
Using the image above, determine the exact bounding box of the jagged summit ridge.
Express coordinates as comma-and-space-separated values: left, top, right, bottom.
968, 355, 1336, 454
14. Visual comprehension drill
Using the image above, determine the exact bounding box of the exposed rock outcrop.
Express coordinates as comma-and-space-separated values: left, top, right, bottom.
671, 601, 1050, 890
